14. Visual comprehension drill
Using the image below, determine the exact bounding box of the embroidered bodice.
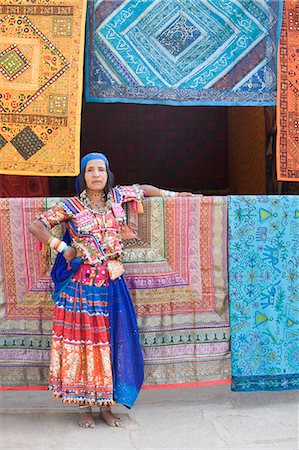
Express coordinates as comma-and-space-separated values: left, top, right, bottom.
37, 185, 144, 265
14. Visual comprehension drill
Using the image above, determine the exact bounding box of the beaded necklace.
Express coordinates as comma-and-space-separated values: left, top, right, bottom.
79, 189, 113, 214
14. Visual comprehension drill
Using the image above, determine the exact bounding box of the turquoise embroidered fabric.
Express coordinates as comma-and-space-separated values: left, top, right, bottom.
228, 195, 299, 392
86, 0, 282, 106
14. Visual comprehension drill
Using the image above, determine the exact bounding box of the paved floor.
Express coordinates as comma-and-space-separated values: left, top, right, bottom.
0, 384, 298, 450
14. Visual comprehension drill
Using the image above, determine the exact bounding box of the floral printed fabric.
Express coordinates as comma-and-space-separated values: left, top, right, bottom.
228, 195, 299, 391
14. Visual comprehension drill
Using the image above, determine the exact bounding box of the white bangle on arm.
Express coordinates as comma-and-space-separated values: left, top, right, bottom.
159, 189, 177, 197
48, 236, 59, 249
57, 241, 69, 254
47, 236, 69, 254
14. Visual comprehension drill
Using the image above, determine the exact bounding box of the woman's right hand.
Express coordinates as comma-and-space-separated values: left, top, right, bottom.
63, 246, 77, 263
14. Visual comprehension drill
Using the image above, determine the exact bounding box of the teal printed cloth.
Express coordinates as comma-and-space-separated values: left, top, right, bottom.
86, 0, 283, 106
228, 196, 299, 392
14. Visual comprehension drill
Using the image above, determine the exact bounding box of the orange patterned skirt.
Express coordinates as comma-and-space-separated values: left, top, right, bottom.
48, 264, 114, 405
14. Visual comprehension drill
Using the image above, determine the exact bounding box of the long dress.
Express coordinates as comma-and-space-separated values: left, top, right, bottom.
37, 185, 144, 408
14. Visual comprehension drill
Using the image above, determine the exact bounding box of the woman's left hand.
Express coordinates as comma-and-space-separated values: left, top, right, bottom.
177, 192, 193, 197
63, 246, 77, 263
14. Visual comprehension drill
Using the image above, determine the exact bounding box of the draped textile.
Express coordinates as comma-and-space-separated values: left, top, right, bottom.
125, 196, 230, 387
0, 196, 230, 389
86, 0, 283, 106
276, 0, 299, 181
228, 195, 299, 392
0, 175, 49, 197
0, 0, 86, 176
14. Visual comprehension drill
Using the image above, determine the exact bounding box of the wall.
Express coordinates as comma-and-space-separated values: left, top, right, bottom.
79, 101, 229, 192
228, 107, 266, 194
49, 103, 268, 197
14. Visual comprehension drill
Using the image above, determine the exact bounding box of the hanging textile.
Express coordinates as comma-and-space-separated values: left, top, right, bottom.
0, 0, 86, 176
86, 0, 283, 106
276, 0, 299, 182
0, 175, 49, 197
0, 196, 230, 389
228, 195, 299, 392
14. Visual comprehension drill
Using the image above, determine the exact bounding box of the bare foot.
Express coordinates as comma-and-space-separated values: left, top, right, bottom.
78, 407, 95, 429
99, 407, 121, 427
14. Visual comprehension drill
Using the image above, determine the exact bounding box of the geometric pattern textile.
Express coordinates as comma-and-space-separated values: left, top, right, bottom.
276, 0, 299, 181
125, 196, 230, 387
0, 0, 87, 176
0, 196, 230, 389
11, 126, 45, 160
86, 0, 283, 106
228, 195, 299, 392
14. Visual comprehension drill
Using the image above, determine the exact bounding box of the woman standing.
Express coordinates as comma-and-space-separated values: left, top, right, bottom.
29, 152, 183, 428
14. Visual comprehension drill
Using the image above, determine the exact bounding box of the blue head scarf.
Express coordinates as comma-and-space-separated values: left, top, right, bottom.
76, 152, 110, 194
80, 152, 109, 171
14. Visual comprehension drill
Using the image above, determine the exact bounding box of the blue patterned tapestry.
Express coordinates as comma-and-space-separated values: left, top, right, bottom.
86, 0, 283, 106
228, 196, 299, 392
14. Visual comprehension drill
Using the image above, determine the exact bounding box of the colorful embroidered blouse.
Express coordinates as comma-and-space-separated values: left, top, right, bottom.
37, 185, 144, 265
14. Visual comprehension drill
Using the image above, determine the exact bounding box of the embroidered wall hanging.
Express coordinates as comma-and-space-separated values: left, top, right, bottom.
0, 0, 86, 176
228, 195, 299, 392
86, 0, 283, 106
276, 0, 299, 181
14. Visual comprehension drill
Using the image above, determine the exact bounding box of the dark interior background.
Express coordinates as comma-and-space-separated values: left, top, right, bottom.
80, 102, 228, 191
1, 101, 298, 197
50, 101, 230, 196
49, 101, 268, 196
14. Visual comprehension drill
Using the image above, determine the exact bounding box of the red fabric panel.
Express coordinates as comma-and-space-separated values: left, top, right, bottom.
0, 175, 49, 197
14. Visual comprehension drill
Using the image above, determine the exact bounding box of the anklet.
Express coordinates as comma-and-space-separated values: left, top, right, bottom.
99, 405, 111, 412
79, 405, 92, 413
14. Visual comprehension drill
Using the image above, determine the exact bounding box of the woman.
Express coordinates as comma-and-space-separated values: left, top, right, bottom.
29, 152, 186, 428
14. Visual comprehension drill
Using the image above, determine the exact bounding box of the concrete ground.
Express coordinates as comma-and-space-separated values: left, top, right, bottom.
0, 384, 298, 450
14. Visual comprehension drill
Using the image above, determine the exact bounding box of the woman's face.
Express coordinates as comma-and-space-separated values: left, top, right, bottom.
84, 159, 108, 192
